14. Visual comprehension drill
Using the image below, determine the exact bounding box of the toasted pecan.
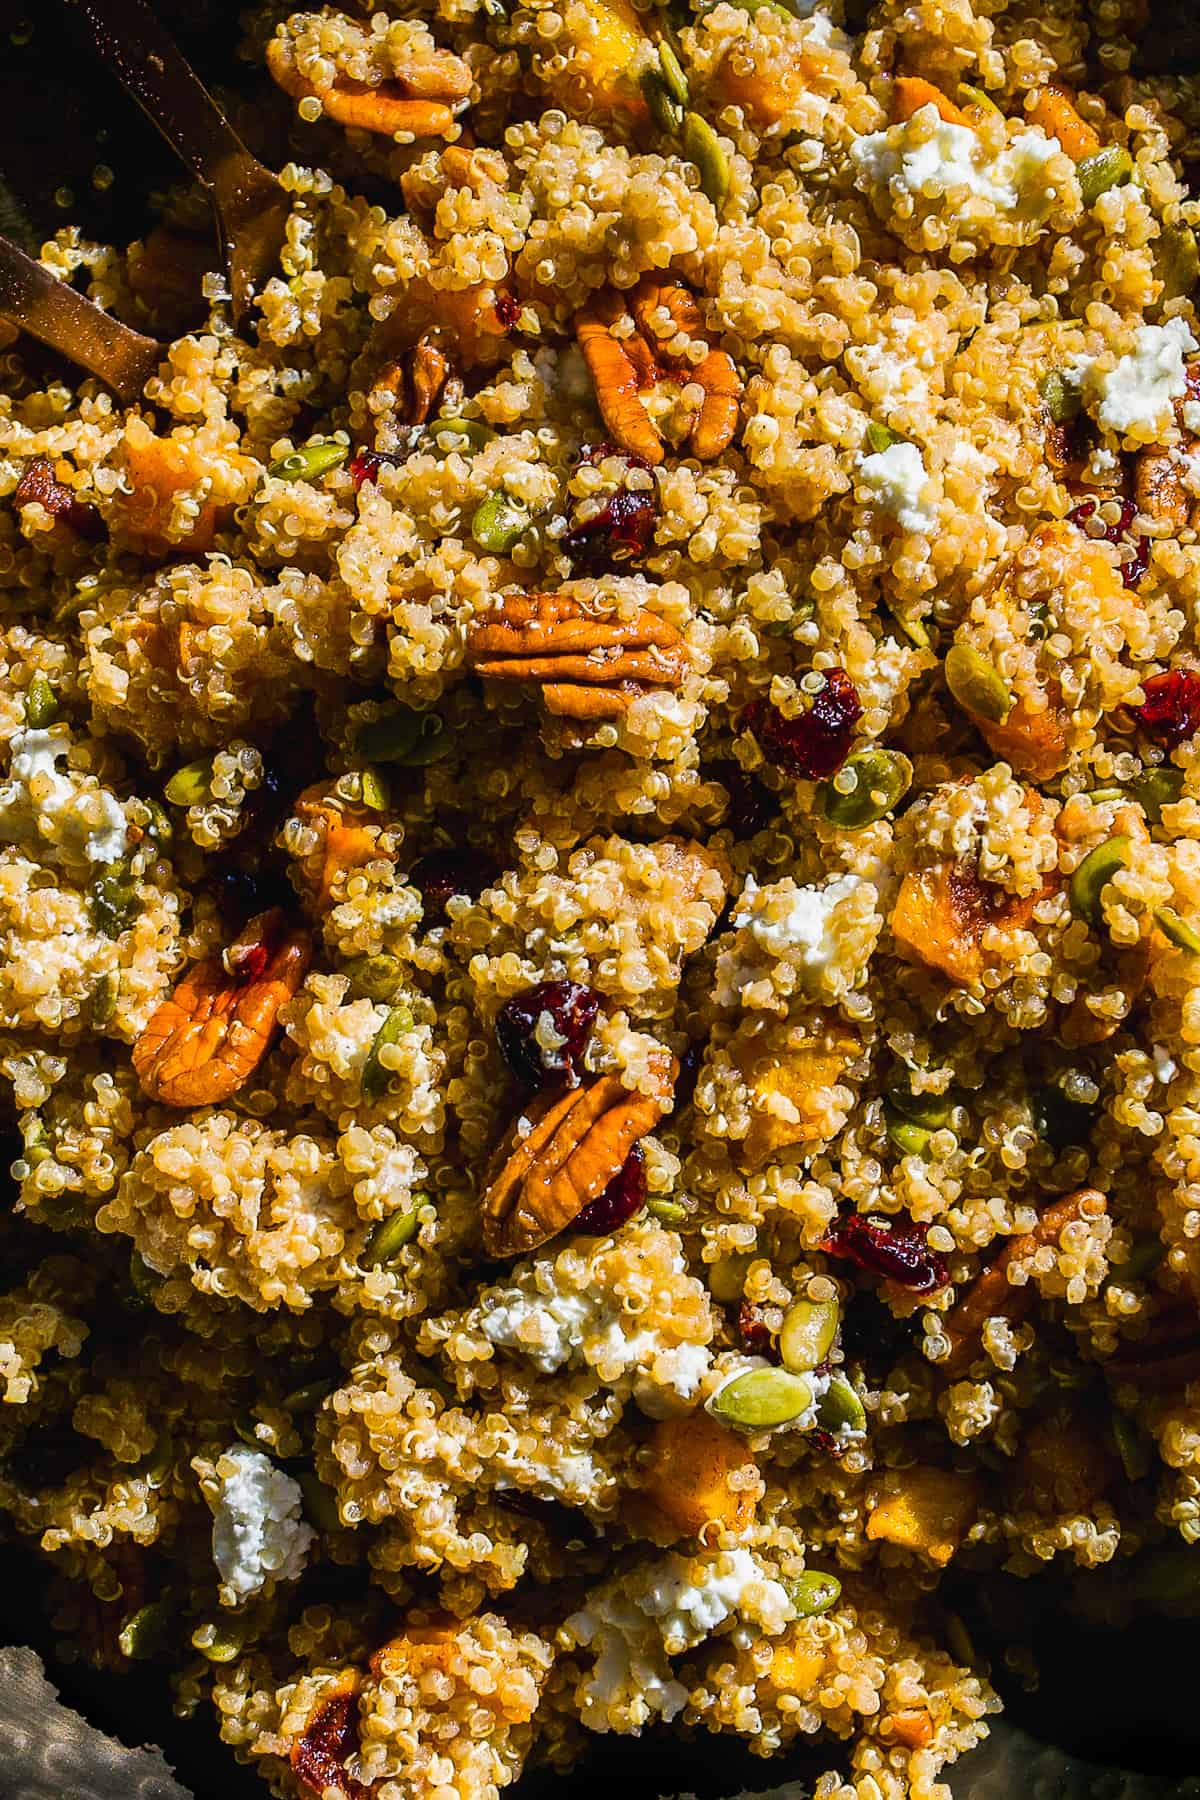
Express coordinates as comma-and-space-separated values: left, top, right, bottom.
481, 1054, 677, 1256
468, 592, 689, 721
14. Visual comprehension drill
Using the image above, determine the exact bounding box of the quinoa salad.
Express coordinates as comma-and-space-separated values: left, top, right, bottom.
2, 0, 1200, 1795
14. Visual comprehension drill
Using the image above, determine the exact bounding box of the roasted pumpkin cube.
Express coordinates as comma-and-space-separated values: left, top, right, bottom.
641, 1411, 758, 1539
1026, 82, 1101, 161
549, 0, 652, 120
866, 1466, 977, 1567
769, 1635, 826, 1695
890, 861, 1045, 987
731, 1012, 860, 1168
977, 689, 1070, 783
115, 427, 255, 554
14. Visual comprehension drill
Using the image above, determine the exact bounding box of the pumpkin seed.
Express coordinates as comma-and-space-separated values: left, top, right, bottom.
782, 1570, 842, 1617
298, 1470, 342, 1532
886, 1076, 953, 1130
1154, 905, 1200, 954
1112, 1410, 1151, 1481
362, 1194, 428, 1265
864, 420, 901, 454
335, 767, 390, 811
164, 756, 214, 807
815, 1372, 867, 1434
361, 1004, 414, 1102
1039, 368, 1081, 424
710, 1366, 814, 1430
1119, 1234, 1165, 1281
91, 971, 118, 1028
1085, 786, 1125, 805
23, 675, 59, 729
1132, 765, 1184, 822
682, 113, 731, 210
642, 67, 684, 134
129, 1249, 157, 1301
427, 416, 494, 455
818, 747, 913, 829
267, 440, 349, 481
343, 953, 407, 1002
356, 706, 452, 766
142, 798, 174, 846
708, 1249, 755, 1303
283, 1375, 338, 1414
1069, 835, 1131, 924
118, 1599, 172, 1661
884, 1105, 933, 1158
944, 643, 1012, 724
779, 1296, 840, 1374
1158, 223, 1200, 301
192, 1619, 247, 1663
957, 82, 1000, 113
89, 865, 138, 938
1078, 145, 1134, 207
646, 1196, 692, 1226
657, 40, 690, 106
472, 490, 532, 553
888, 604, 932, 650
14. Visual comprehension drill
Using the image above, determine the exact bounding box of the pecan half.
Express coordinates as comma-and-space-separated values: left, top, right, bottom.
941, 1187, 1106, 1375
133, 909, 312, 1107
481, 1053, 677, 1257
267, 38, 471, 139
468, 592, 689, 721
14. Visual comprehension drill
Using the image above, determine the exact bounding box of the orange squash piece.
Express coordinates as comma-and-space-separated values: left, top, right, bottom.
641, 1411, 758, 1539
892, 76, 970, 126
866, 1466, 977, 1567
731, 1013, 860, 1168
1027, 82, 1101, 161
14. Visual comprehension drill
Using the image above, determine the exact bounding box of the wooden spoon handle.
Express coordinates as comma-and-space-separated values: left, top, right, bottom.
0, 233, 160, 401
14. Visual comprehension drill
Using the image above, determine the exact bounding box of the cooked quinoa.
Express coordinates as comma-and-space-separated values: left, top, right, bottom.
2, 0, 1200, 1795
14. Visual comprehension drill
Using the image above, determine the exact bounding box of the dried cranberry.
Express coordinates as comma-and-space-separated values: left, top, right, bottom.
495, 290, 520, 330
674, 1040, 703, 1112
743, 670, 862, 781
212, 863, 294, 929
1068, 496, 1149, 590
563, 489, 657, 573
349, 449, 397, 490
822, 1211, 948, 1294
14, 456, 105, 540
410, 849, 498, 924
738, 1301, 775, 1357
573, 1143, 646, 1234
704, 759, 773, 838
291, 1690, 370, 1800
1130, 668, 1200, 749
496, 979, 601, 1089
807, 1427, 847, 1460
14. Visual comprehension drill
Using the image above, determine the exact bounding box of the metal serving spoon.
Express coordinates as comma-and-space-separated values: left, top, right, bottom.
61, 0, 290, 324
0, 232, 161, 401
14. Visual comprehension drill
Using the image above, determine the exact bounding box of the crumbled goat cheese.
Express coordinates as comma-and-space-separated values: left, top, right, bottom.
856, 440, 936, 533
850, 109, 1066, 218
480, 1267, 711, 1414
563, 1550, 793, 1730
1074, 318, 1198, 438
732, 873, 863, 969
0, 728, 127, 866
210, 1445, 314, 1603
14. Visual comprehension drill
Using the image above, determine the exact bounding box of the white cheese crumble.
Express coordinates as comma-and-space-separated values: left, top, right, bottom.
1074, 318, 1198, 439
479, 1254, 711, 1416
856, 440, 936, 534
732, 873, 863, 969
210, 1445, 314, 1604
850, 108, 1066, 220
0, 728, 127, 866
562, 1550, 794, 1731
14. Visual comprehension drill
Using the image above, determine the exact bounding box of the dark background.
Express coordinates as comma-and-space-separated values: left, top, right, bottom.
2, 0, 1200, 1790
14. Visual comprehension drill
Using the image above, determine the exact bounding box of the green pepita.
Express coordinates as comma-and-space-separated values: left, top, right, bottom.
1154, 905, 1200, 955
361, 1004, 414, 1103
1078, 145, 1134, 208
1158, 223, 1200, 301
707, 1249, 755, 1303
356, 706, 452, 766
1085, 786, 1125, 805
142, 798, 174, 846
91, 970, 118, 1028
818, 747, 913, 830
1069, 835, 1131, 925
779, 1296, 840, 1374
888, 605, 932, 650
646, 1196, 692, 1226
283, 1375, 338, 1414
192, 1619, 248, 1663
886, 1076, 953, 1130
864, 420, 901, 454
782, 1569, 842, 1618
884, 1105, 933, 1158
1039, 368, 1081, 424
427, 416, 494, 455
362, 1194, 428, 1265
472, 490, 532, 553
118, 1598, 172, 1661
710, 1366, 814, 1430
944, 642, 1012, 724
1132, 765, 1184, 823
957, 82, 1000, 114
343, 953, 407, 1002
164, 756, 214, 807
657, 40, 689, 106
335, 767, 390, 812
1118, 1234, 1165, 1281
298, 1470, 342, 1533
267, 440, 349, 482
641, 67, 684, 135
89, 865, 138, 939
682, 112, 731, 210
23, 675, 59, 729
815, 1372, 867, 1434
1112, 1410, 1151, 1481
129, 1249, 157, 1302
